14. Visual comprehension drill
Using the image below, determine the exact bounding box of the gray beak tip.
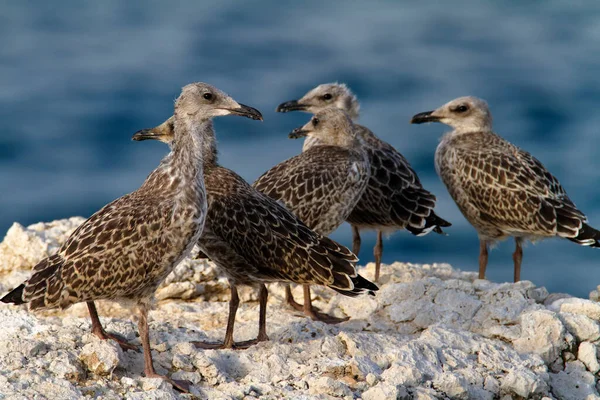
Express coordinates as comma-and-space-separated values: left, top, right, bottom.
410, 111, 439, 124
235, 103, 263, 121
277, 100, 305, 113
132, 129, 155, 141
288, 128, 309, 139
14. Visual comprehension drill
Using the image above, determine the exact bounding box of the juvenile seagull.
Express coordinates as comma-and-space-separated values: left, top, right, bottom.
1, 82, 260, 391
133, 114, 377, 348
411, 96, 600, 282
277, 83, 451, 281
254, 108, 371, 323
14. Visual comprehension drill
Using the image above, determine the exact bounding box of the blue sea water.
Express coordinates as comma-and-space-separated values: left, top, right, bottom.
1, 1, 600, 297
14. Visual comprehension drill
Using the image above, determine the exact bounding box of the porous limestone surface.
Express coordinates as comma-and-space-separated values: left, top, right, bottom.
1, 218, 600, 399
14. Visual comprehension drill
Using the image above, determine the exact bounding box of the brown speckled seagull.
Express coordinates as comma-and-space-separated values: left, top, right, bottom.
254, 108, 371, 323
411, 96, 600, 282
132, 114, 377, 347
277, 83, 451, 281
1, 82, 262, 392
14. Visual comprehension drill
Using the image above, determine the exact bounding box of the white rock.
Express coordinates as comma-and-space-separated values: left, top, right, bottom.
381, 362, 424, 387
308, 376, 352, 398
559, 312, 600, 342
484, 375, 500, 394
579, 342, 600, 373
0, 218, 84, 274
527, 286, 549, 303
549, 361, 600, 400
121, 376, 138, 388
48, 351, 85, 380
365, 373, 378, 386
550, 298, 600, 320
513, 310, 566, 363
79, 340, 123, 376
155, 281, 199, 300
140, 377, 174, 392
3, 217, 600, 399
500, 368, 547, 398
361, 383, 401, 400
126, 389, 177, 400
432, 372, 469, 399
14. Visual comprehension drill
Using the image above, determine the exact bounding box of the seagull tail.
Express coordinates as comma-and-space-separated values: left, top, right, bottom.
2, 256, 63, 310
331, 274, 379, 297
568, 222, 600, 248
406, 211, 452, 236
1, 284, 26, 305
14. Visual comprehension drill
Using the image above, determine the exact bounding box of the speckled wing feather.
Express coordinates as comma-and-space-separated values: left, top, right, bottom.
437, 131, 589, 240
347, 125, 449, 234
303, 125, 450, 234
199, 167, 376, 295
17, 167, 204, 310
253, 145, 369, 235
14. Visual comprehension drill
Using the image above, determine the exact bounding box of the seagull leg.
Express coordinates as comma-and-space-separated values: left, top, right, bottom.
478, 240, 488, 279
221, 284, 239, 348
374, 230, 383, 281
302, 285, 349, 324
351, 225, 361, 256
256, 284, 269, 342
195, 283, 263, 350
235, 283, 270, 348
138, 302, 191, 393
194, 284, 239, 349
513, 238, 523, 282
284, 284, 304, 312
87, 301, 138, 351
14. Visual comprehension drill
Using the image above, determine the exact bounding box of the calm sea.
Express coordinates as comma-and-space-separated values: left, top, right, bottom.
2, 1, 600, 296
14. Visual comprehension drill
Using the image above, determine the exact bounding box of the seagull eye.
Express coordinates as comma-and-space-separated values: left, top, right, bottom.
456, 105, 469, 113
203, 93, 213, 100
313, 117, 320, 126
322, 93, 333, 100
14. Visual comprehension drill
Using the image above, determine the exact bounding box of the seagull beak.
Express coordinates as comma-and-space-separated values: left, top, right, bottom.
276, 100, 307, 113
132, 129, 162, 141
227, 104, 263, 121
288, 127, 310, 139
410, 111, 440, 124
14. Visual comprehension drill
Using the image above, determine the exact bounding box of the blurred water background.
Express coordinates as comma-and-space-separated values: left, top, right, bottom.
2, 1, 600, 296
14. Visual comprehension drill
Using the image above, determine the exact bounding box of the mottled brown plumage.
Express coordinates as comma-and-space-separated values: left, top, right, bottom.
277, 83, 450, 281
133, 114, 377, 348
1, 82, 261, 391
411, 96, 600, 282
254, 108, 371, 322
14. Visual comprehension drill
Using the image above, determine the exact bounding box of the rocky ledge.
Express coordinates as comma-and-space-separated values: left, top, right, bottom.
1, 218, 600, 399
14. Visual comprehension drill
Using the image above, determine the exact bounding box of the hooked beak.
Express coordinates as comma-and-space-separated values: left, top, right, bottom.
226, 103, 263, 121
276, 100, 307, 113
132, 129, 163, 141
410, 111, 441, 124
288, 127, 310, 139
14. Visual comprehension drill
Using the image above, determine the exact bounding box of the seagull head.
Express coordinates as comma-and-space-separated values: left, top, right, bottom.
175, 82, 263, 122
411, 96, 493, 132
132, 117, 175, 146
289, 108, 357, 148
277, 82, 360, 120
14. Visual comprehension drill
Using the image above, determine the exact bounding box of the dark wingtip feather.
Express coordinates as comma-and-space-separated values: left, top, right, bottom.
332, 274, 379, 297
406, 211, 452, 236
568, 222, 600, 248
354, 274, 379, 293
1, 284, 26, 305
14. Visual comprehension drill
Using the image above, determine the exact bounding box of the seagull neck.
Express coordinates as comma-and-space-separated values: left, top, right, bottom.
339, 134, 361, 149
168, 117, 209, 184
449, 125, 493, 137
198, 121, 218, 169
447, 117, 493, 135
